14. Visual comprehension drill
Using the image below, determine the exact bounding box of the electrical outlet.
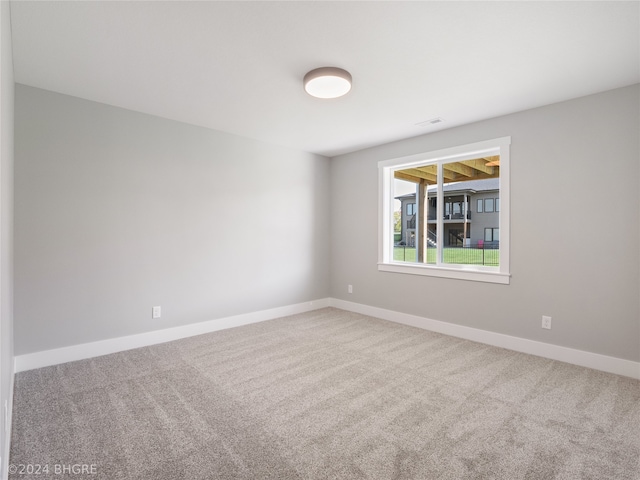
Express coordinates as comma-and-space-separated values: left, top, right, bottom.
348, 284, 353, 294
152, 306, 161, 319
542, 315, 552, 330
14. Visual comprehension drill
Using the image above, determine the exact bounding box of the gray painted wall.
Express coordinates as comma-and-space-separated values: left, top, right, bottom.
14, 85, 331, 355
11, 81, 640, 365
331, 85, 640, 362
1, 0, 15, 473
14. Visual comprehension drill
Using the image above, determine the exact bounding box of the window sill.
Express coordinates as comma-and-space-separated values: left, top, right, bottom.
378, 262, 510, 284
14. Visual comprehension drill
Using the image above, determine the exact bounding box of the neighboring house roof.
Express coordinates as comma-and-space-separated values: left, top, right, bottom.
395, 178, 499, 200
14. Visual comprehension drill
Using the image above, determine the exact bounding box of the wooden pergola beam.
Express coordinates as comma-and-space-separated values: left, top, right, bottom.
404, 168, 437, 183
396, 157, 500, 187
443, 162, 477, 178
394, 169, 435, 184
459, 158, 497, 176
415, 165, 455, 181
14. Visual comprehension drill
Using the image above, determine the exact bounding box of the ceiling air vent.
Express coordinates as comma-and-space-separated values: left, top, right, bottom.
415, 117, 444, 127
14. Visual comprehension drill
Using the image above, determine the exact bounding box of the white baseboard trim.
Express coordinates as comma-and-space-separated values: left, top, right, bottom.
329, 298, 640, 380
14, 298, 331, 373
13, 297, 640, 380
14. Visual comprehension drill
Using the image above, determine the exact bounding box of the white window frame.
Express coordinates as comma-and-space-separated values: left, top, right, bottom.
378, 137, 511, 284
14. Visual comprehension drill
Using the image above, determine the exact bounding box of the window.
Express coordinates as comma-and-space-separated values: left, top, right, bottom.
406, 203, 416, 215
379, 137, 510, 284
484, 228, 499, 242
485, 198, 494, 213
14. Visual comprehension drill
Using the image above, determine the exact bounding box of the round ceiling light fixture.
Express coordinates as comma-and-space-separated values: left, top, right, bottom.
303, 67, 352, 99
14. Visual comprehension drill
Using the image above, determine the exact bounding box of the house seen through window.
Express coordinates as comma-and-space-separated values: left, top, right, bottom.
379, 137, 510, 284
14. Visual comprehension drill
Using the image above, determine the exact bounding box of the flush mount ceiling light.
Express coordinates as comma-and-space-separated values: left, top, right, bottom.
303, 67, 352, 99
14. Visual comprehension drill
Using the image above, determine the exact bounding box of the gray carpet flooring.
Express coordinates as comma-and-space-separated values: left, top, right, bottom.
9, 308, 640, 479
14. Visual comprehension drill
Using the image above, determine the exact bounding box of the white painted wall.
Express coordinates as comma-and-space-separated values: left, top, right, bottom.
0, 1, 15, 476
14, 85, 330, 355
331, 85, 640, 363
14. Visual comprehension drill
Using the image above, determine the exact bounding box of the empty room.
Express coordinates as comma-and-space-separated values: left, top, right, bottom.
1, 1, 639, 479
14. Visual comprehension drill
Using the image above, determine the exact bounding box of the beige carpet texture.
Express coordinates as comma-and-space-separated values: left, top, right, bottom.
9, 308, 640, 479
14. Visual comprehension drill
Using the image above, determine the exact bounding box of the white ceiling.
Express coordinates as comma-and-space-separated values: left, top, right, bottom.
9, 1, 640, 157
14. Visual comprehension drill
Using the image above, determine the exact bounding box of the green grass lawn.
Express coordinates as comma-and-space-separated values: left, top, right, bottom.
393, 246, 499, 266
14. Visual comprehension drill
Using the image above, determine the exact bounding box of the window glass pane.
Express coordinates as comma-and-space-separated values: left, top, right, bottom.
441, 159, 498, 266
495, 198, 500, 212
391, 152, 500, 268
493, 228, 499, 241
393, 179, 416, 260
485, 198, 494, 212
406, 203, 413, 215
